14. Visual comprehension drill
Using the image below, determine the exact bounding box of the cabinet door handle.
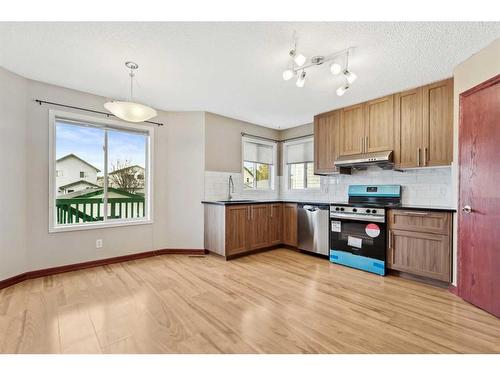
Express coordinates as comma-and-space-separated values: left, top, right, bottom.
360, 138, 364, 153
424, 147, 428, 166
417, 148, 421, 166
247, 206, 251, 221
270, 205, 273, 218
365, 136, 368, 152
404, 211, 428, 215
252, 206, 254, 220
388, 230, 392, 249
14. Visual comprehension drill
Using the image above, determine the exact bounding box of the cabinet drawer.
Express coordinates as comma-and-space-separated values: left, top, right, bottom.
388, 209, 451, 235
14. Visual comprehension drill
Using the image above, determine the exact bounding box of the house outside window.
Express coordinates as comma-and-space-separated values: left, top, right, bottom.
242, 136, 276, 190
49, 110, 154, 232
284, 137, 320, 190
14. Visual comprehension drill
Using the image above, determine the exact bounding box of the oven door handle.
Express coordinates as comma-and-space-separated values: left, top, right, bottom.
330, 213, 385, 223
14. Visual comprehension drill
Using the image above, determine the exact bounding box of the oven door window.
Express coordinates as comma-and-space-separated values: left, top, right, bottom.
330, 219, 386, 261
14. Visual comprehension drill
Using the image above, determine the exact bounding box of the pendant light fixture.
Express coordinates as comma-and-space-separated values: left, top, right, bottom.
104, 61, 157, 123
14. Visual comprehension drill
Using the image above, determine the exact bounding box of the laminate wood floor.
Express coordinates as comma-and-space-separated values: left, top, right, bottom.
1, 249, 499, 354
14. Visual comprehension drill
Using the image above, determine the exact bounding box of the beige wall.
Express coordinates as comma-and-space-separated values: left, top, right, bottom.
0, 67, 206, 276
204, 112, 280, 173
451, 38, 500, 285
279, 123, 313, 141
0, 68, 28, 280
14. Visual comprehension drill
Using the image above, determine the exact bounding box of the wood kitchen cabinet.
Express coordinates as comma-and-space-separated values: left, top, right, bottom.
248, 204, 270, 250
225, 205, 250, 256
339, 104, 365, 156
422, 79, 453, 167
394, 87, 423, 168
315, 78, 453, 169
364, 95, 394, 153
314, 110, 341, 174
282, 203, 298, 246
387, 209, 452, 282
205, 202, 297, 259
338, 95, 395, 156
268, 203, 283, 246
394, 79, 453, 168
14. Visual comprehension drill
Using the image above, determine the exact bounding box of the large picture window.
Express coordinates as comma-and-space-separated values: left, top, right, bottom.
50, 111, 153, 231
284, 137, 320, 190
242, 137, 276, 190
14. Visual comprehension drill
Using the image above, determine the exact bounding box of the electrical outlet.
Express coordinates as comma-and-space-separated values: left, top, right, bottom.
96, 239, 103, 248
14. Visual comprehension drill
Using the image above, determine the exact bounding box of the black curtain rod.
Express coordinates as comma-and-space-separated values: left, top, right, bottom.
241, 132, 313, 143
34, 99, 164, 127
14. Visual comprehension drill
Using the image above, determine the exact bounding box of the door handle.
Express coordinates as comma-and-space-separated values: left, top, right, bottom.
462, 205, 472, 214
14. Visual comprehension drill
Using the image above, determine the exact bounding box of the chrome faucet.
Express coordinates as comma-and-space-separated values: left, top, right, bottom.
228, 175, 235, 201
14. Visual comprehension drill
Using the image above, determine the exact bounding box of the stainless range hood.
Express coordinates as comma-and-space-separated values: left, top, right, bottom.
334, 150, 394, 170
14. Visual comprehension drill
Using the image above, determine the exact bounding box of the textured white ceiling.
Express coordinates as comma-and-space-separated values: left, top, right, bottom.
0, 22, 499, 128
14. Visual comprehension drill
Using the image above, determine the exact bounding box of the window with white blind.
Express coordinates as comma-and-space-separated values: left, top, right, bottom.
283, 137, 320, 190
242, 136, 276, 190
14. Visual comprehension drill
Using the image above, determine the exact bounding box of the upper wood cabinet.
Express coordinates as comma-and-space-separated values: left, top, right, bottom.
394, 88, 423, 168
315, 78, 453, 169
314, 110, 340, 174
394, 79, 453, 168
422, 79, 453, 167
364, 95, 394, 153
339, 104, 365, 156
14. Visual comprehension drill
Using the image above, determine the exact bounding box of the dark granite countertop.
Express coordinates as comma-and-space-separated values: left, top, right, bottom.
201, 200, 456, 212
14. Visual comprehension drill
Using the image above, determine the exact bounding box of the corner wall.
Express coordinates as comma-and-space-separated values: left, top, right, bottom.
0, 67, 28, 280
451, 38, 500, 285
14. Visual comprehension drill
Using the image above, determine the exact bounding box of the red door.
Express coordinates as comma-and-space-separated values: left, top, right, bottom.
458, 74, 500, 317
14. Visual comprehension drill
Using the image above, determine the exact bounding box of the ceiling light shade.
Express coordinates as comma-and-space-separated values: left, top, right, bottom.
294, 53, 306, 67
330, 62, 342, 75
104, 101, 157, 123
282, 69, 294, 81
104, 61, 157, 123
336, 83, 350, 96
296, 71, 306, 88
344, 70, 357, 84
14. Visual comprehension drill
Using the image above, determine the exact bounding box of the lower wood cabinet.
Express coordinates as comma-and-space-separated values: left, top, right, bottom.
387, 209, 452, 282
225, 205, 250, 256
248, 204, 270, 250
269, 203, 283, 246
282, 203, 298, 246
205, 203, 298, 258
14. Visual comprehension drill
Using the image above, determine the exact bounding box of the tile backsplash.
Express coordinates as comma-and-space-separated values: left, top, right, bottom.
205, 166, 453, 207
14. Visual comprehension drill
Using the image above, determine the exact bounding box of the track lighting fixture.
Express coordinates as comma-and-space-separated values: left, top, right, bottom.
296, 70, 306, 88
282, 69, 294, 81
282, 32, 357, 95
336, 81, 350, 96
330, 62, 342, 75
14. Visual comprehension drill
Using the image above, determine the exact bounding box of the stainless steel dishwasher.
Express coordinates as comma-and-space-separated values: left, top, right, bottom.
297, 204, 330, 256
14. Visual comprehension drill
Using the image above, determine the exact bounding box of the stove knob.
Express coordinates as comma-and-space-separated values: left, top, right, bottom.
335, 207, 340, 211
340, 207, 345, 211
352, 208, 357, 212
372, 209, 377, 214
366, 209, 371, 213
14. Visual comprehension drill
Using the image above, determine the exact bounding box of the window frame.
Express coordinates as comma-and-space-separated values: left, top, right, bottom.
48, 110, 154, 233
283, 137, 320, 191
241, 137, 277, 191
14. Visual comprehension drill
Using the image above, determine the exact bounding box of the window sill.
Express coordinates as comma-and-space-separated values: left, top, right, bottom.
49, 219, 153, 234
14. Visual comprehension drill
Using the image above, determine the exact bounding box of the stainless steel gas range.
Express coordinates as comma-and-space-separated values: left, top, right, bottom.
329, 185, 401, 276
